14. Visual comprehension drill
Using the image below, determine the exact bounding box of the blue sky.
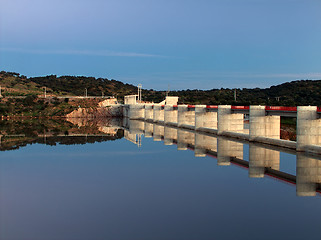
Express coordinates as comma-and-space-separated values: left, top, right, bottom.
1, 0, 321, 90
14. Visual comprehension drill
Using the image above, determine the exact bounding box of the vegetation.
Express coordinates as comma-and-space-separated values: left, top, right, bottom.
166, 80, 321, 106
1, 70, 321, 117
0, 118, 124, 151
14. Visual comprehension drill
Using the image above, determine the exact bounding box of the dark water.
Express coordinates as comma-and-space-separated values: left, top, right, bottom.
0, 119, 321, 240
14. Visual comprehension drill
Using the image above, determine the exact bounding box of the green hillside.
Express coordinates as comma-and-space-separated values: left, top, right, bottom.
168, 80, 321, 106
1, 71, 321, 108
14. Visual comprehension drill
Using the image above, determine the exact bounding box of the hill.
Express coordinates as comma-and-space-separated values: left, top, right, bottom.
1, 71, 321, 107
169, 80, 321, 106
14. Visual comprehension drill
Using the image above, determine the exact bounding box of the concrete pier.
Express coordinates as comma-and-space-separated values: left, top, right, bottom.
297, 106, 321, 152
129, 104, 145, 120
145, 105, 154, 121
249, 106, 280, 141
153, 105, 164, 123
164, 105, 178, 126
178, 105, 195, 129
217, 105, 244, 135
195, 105, 217, 130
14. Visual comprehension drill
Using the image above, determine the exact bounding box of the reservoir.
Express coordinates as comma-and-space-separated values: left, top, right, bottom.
0, 118, 321, 240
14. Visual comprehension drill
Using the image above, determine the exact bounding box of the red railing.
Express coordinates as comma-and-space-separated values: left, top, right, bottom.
148, 105, 321, 113
231, 106, 249, 110
206, 105, 218, 109
265, 106, 297, 112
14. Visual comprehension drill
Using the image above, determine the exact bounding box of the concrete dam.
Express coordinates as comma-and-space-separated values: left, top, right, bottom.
122, 95, 321, 155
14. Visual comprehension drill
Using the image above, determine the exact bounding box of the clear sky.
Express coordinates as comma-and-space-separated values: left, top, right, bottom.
1, 0, 321, 90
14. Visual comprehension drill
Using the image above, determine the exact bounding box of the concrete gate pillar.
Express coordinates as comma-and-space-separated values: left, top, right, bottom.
195, 105, 217, 130
218, 105, 244, 135
297, 106, 321, 151
123, 105, 129, 118
164, 105, 178, 125
178, 105, 195, 128
249, 106, 280, 141
129, 104, 145, 119
144, 105, 154, 121
153, 105, 164, 123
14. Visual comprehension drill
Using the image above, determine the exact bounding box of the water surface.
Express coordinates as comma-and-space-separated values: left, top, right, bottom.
0, 119, 320, 240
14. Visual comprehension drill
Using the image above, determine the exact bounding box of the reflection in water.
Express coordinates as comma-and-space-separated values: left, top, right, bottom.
1, 118, 321, 197
1, 118, 321, 239
0, 118, 124, 151
249, 145, 280, 178
124, 119, 321, 197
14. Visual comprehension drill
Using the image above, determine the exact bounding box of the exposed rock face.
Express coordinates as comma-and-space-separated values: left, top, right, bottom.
98, 98, 118, 107
66, 105, 122, 118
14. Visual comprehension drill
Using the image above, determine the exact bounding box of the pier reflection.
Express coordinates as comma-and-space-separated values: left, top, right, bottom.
124, 119, 321, 197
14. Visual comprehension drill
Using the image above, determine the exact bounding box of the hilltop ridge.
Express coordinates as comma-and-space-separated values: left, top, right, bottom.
1, 71, 321, 107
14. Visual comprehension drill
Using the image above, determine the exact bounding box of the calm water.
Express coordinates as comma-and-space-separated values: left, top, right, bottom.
0, 118, 321, 240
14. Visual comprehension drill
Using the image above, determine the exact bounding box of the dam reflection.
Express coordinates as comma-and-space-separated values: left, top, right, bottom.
124, 119, 321, 197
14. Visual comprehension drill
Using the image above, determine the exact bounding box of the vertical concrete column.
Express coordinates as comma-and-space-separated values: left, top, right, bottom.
164, 105, 178, 125
249, 106, 280, 140
164, 126, 177, 145
129, 104, 145, 119
217, 138, 243, 166
144, 105, 153, 121
218, 105, 243, 134
296, 154, 321, 196
153, 105, 164, 123
297, 106, 321, 151
178, 105, 195, 127
248, 145, 280, 178
195, 105, 218, 130
153, 124, 164, 141
144, 122, 153, 138
122, 105, 129, 118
